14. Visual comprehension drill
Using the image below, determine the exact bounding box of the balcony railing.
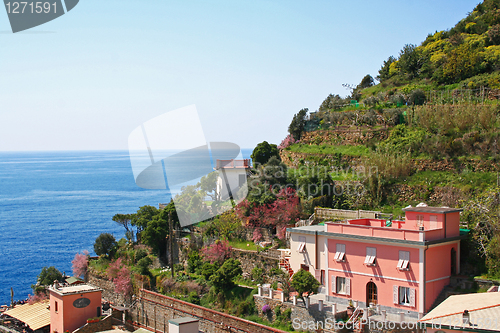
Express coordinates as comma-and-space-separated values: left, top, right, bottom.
215, 159, 251, 169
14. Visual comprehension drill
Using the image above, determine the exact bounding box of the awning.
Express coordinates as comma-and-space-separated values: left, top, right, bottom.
4, 300, 50, 331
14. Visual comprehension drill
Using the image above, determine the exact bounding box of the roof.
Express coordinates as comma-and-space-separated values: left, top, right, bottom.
168, 317, 199, 325
133, 328, 154, 333
65, 277, 84, 285
420, 292, 500, 331
289, 225, 325, 233
403, 206, 463, 214
4, 300, 50, 331
49, 283, 102, 296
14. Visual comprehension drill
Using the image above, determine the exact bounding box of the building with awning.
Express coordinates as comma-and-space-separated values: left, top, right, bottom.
3, 300, 50, 332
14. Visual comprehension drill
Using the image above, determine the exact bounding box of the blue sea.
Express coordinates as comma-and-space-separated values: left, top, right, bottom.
0, 149, 251, 305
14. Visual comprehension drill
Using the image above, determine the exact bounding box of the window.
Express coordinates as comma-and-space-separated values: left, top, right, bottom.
55, 301, 58, 312
334, 243, 346, 262
397, 251, 410, 270
337, 277, 346, 294
320, 270, 325, 285
298, 236, 306, 253
364, 247, 376, 266
416, 214, 424, 227
399, 286, 410, 305
332, 276, 350, 296
393, 285, 415, 307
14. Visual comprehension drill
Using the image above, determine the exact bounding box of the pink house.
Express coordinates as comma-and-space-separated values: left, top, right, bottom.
287, 206, 465, 319
49, 283, 102, 333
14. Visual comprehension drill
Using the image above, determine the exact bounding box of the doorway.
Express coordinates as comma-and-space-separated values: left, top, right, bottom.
451, 248, 457, 275
366, 282, 377, 306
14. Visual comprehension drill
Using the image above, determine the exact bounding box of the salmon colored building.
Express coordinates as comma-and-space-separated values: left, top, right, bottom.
49, 283, 102, 333
287, 206, 466, 319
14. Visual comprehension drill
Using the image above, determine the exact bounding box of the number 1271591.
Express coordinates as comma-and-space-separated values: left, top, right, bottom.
5, 2, 57, 14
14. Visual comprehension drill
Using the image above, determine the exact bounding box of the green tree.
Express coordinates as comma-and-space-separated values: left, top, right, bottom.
187, 251, 203, 273
31, 266, 63, 294
131, 205, 159, 242
137, 256, 153, 276
377, 56, 395, 81
290, 269, 320, 305
358, 74, 374, 89
251, 141, 279, 166
112, 213, 134, 242
209, 258, 242, 291
94, 233, 117, 258
200, 262, 217, 280
288, 108, 308, 140
141, 215, 169, 255
397, 44, 423, 79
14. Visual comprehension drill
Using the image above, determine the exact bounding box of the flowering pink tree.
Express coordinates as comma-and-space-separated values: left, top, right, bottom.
252, 228, 263, 242
114, 266, 132, 296
71, 250, 89, 278
27, 293, 48, 305
201, 240, 232, 264
278, 134, 298, 150
106, 258, 132, 296
236, 188, 301, 239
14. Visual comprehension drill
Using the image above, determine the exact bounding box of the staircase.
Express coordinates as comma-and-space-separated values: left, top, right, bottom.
429, 285, 467, 311
279, 257, 294, 278
295, 213, 316, 227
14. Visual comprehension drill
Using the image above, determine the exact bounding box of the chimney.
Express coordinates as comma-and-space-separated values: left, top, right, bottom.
463, 310, 470, 326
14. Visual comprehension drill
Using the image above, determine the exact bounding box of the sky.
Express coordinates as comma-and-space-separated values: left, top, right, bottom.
0, 0, 479, 151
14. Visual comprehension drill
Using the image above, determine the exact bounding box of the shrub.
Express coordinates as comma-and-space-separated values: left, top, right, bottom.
71, 250, 89, 278
135, 249, 148, 262
262, 304, 271, 313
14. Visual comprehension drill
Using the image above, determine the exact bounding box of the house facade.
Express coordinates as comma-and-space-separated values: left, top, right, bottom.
214, 159, 250, 201
287, 206, 465, 319
49, 283, 102, 333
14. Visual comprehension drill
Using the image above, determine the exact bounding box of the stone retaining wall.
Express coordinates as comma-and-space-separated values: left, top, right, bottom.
73, 313, 122, 333
253, 296, 346, 329
232, 249, 280, 284
130, 289, 287, 333
86, 269, 127, 306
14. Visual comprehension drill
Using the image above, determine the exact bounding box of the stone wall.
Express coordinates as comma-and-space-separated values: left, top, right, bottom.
73, 313, 122, 333
232, 249, 280, 284
86, 269, 127, 306
129, 289, 287, 333
253, 296, 345, 328
300, 128, 389, 147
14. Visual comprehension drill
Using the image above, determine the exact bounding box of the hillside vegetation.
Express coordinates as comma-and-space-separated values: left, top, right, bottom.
276, 0, 500, 280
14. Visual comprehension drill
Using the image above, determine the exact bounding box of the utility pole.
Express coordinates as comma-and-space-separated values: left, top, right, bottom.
169, 212, 175, 278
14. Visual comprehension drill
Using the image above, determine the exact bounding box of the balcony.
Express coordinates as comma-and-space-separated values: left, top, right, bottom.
215, 159, 251, 169
325, 218, 446, 242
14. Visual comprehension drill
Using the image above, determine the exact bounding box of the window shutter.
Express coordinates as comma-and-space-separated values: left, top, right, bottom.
393, 285, 399, 304
332, 275, 336, 294
346, 278, 351, 296
315, 269, 321, 282
410, 288, 416, 307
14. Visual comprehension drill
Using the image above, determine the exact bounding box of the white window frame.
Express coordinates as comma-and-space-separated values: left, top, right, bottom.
337, 277, 347, 294
399, 286, 410, 305
416, 214, 424, 228
334, 243, 346, 262
333, 276, 350, 295
397, 251, 410, 270
364, 247, 376, 266
298, 236, 306, 253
